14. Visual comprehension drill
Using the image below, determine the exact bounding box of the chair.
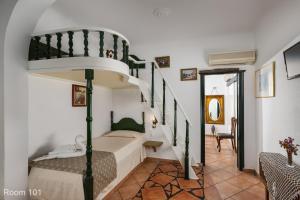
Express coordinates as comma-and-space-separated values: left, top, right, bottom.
216, 117, 237, 152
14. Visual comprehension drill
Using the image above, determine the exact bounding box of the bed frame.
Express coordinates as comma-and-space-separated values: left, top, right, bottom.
84, 70, 147, 199
110, 111, 145, 133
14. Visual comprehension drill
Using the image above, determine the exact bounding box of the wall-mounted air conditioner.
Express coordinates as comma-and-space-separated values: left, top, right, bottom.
208, 50, 256, 66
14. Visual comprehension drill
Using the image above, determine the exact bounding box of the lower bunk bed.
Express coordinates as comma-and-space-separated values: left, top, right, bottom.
28, 111, 146, 200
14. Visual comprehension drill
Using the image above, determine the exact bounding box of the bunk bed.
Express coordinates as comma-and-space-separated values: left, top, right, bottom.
27, 28, 143, 200
27, 26, 194, 200
29, 110, 146, 200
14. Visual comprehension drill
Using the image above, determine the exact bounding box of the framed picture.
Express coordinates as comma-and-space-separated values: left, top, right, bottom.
72, 84, 86, 107
180, 68, 198, 81
255, 62, 275, 98
155, 56, 170, 68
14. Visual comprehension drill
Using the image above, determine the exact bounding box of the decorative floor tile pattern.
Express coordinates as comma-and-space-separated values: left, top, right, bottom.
133, 160, 204, 200
104, 158, 204, 200
104, 136, 267, 200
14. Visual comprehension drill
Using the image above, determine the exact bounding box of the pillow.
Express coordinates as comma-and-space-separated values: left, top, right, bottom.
105, 130, 142, 138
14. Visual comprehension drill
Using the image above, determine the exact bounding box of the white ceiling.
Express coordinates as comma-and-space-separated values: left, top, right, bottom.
48, 0, 282, 45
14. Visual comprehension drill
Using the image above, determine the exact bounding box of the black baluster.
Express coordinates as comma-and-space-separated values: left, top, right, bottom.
129, 58, 134, 76
162, 79, 166, 125
34, 36, 41, 60
130, 62, 134, 76
174, 99, 177, 146
122, 40, 126, 63
45, 34, 51, 59
141, 93, 144, 103
151, 62, 155, 108
99, 31, 104, 57
136, 65, 139, 78
67, 31, 74, 57
113, 34, 118, 60
84, 69, 94, 200
83, 29, 89, 57
126, 45, 129, 65
185, 120, 190, 180
56, 33, 62, 58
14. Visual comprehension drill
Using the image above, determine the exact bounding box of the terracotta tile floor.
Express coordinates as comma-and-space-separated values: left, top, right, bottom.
104, 136, 266, 200
104, 158, 204, 200
204, 136, 266, 200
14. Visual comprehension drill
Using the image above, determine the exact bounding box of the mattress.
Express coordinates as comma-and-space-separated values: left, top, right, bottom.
28, 130, 146, 200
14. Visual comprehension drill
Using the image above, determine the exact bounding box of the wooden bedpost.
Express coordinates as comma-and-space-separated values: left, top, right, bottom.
84, 69, 94, 200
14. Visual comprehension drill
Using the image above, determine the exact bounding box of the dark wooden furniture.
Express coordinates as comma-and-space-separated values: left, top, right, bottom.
110, 111, 145, 133
143, 141, 163, 152
216, 117, 237, 152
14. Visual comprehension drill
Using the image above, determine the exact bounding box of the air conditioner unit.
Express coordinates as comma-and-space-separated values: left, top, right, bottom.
208, 50, 256, 66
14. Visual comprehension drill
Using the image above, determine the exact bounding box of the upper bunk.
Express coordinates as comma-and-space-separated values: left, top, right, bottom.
28, 27, 144, 89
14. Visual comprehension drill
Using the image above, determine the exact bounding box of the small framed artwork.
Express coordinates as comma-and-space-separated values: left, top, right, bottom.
155, 56, 170, 68
180, 68, 198, 81
72, 84, 86, 107
255, 62, 275, 98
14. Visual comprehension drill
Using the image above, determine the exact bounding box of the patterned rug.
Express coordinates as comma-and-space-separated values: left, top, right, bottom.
133, 160, 204, 200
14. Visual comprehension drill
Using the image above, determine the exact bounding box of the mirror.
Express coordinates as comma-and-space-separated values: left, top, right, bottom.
209, 98, 220, 121
205, 95, 225, 124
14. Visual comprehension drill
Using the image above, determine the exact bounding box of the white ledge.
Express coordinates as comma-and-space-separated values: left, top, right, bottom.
28, 57, 129, 75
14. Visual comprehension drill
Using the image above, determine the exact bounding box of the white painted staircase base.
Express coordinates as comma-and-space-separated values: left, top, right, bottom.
137, 79, 198, 179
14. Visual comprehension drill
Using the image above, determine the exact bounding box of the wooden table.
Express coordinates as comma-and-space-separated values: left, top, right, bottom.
143, 141, 163, 152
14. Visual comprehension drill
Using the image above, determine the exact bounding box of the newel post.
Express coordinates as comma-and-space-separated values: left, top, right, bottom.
84, 69, 94, 200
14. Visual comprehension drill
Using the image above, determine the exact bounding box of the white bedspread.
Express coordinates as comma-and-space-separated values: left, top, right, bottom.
28, 131, 146, 200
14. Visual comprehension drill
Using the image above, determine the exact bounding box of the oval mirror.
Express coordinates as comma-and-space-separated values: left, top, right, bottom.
208, 98, 220, 121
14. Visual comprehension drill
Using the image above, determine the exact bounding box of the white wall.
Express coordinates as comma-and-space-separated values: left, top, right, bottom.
112, 88, 177, 160
3, 0, 55, 199
255, 0, 300, 66
131, 33, 257, 169
28, 75, 113, 159
257, 36, 300, 165
255, 1, 300, 167
0, 1, 19, 198
112, 88, 145, 124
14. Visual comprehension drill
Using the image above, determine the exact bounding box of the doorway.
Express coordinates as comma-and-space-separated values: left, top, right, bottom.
199, 68, 245, 170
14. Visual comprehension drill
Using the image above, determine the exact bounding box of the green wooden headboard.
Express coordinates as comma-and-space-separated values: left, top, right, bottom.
110, 111, 145, 133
